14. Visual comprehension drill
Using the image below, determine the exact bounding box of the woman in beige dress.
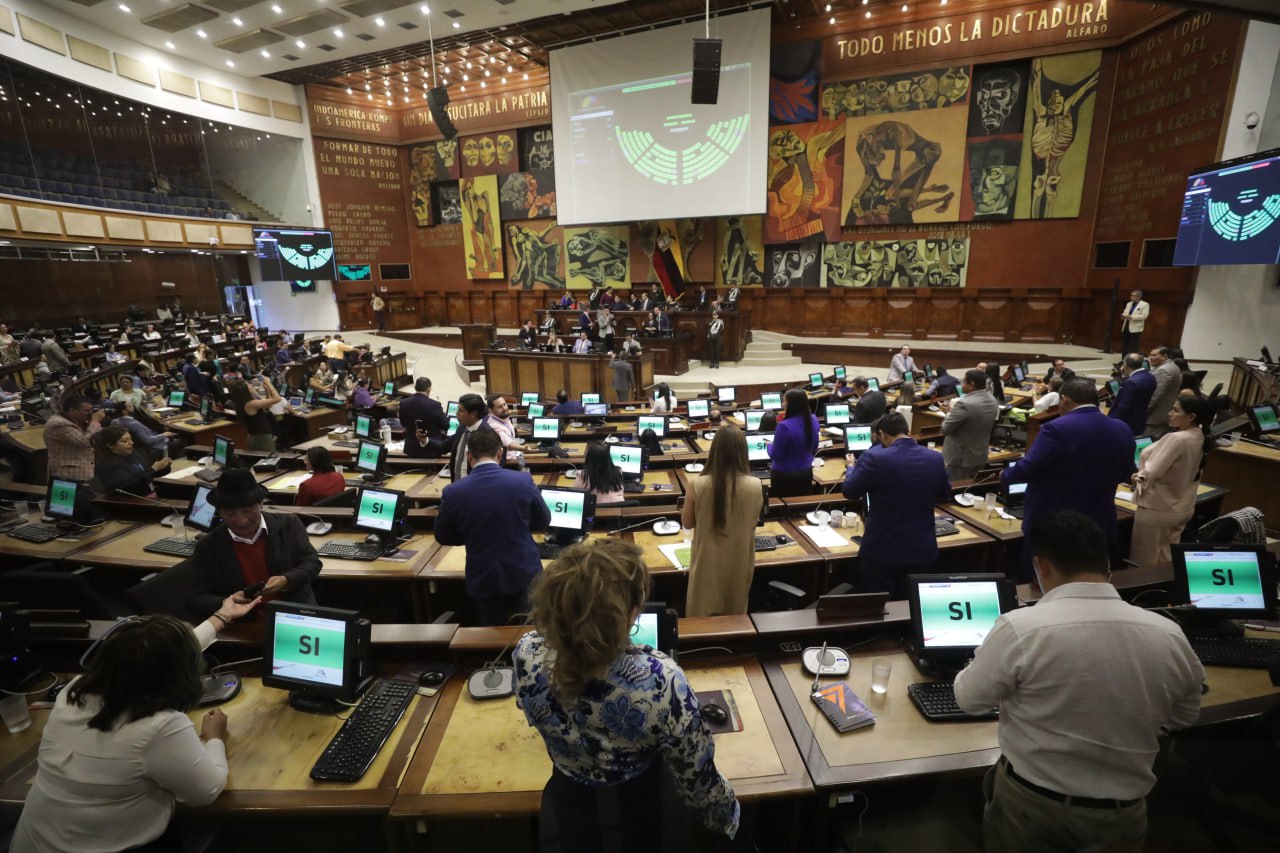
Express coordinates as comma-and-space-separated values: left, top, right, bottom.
681, 425, 764, 616
1130, 396, 1211, 567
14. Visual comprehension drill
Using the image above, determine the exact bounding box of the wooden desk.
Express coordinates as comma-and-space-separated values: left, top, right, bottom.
751, 600, 911, 642
282, 406, 348, 442
0, 677, 438, 813
261, 469, 433, 502
1203, 441, 1280, 528
0, 517, 135, 562
389, 657, 810, 819
1113, 481, 1227, 514
0, 424, 48, 484
537, 309, 750, 364
1226, 356, 1279, 409
943, 502, 1023, 542
153, 459, 277, 497
766, 650, 999, 788
154, 412, 249, 448
483, 349, 655, 404
70, 522, 189, 572
541, 469, 682, 500
460, 324, 495, 364
311, 531, 438, 581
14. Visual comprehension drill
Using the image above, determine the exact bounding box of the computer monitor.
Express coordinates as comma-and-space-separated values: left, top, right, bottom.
1019, 360, 1030, 378
844, 425, 873, 453
45, 478, 79, 521
1013, 366, 1026, 383
1107, 379, 1122, 398
866, 378, 881, 392
539, 486, 596, 546
903, 371, 914, 384
212, 436, 234, 469
584, 402, 609, 417
303, 389, 316, 406
1172, 544, 1276, 620
383, 381, 395, 396
760, 392, 782, 411
638, 415, 665, 438
262, 602, 372, 713
167, 390, 186, 408
609, 443, 645, 479
354, 414, 374, 440
630, 602, 678, 657
353, 486, 404, 535
1133, 435, 1154, 466
185, 485, 219, 531
581, 393, 602, 405
833, 366, 846, 381
446, 416, 460, 437
521, 391, 540, 406
1248, 403, 1279, 435
826, 403, 851, 425
200, 397, 214, 422
355, 439, 387, 482
527, 402, 546, 418
717, 387, 736, 403
743, 410, 766, 432
907, 573, 1015, 675
746, 433, 772, 464
686, 399, 710, 419
1001, 480, 1028, 508
809, 372, 823, 389
288, 396, 304, 409
924, 363, 935, 380
532, 417, 561, 445
446, 400, 459, 418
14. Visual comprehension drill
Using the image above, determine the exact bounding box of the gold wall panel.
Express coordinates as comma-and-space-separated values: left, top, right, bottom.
115, 53, 155, 86
16, 14, 64, 55
0, 203, 16, 231
219, 224, 253, 245
144, 219, 184, 242
62, 211, 105, 239
237, 91, 271, 116
159, 69, 197, 98
0, 5, 14, 36
105, 216, 146, 241
68, 36, 111, 71
183, 222, 218, 243
272, 100, 302, 122
198, 80, 234, 109
15, 206, 62, 234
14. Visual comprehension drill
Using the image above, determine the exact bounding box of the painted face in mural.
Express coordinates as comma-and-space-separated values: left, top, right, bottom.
438, 140, 457, 169
496, 134, 514, 165
527, 144, 553, 172
923, 239, 944, 262
906, 261, 929, 287
950, 239, 968, 266
863, 80, 889, 113
821, 86, 841, 118
899, 241, 920, 265
853, 242, 873, 265
927, 265, 944, 286
910, 74, 939, 109
479, 136, 497, 166
769, 129, 806, 162
841, 81, 865, 114
938, 66, 970, 104
888, 80, 913, 112
1047, 88, 1066, 116
462, 139, 480, 167
977, 71, 1023, 132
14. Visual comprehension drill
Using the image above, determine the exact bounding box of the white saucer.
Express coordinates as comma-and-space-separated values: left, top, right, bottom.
684, 463, 704, 473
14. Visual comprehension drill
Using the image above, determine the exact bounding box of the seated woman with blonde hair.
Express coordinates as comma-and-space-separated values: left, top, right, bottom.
513, 538, 739, 852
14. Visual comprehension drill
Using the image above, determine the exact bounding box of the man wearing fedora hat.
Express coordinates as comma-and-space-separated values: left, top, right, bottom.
187, 468, 322, 620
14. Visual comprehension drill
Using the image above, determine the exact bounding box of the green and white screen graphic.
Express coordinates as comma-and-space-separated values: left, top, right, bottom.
918, 581, 1003, 649
1254, 406, 1279, 432
609, 444, 643, 475
543, 489, 585, 531
533, 418, 559, 439
357, 488, 395, 532
845, 426, 873, 452
48, 479, 76, 518
271, 612, 346, 687
827, 404, 850, 424
356, 442, 381, 474
528, 403, 545, 418
638, 416, 665, 437
631, 612, 659, 648
746, 434, 771, 462
1184, 551, 1265, 610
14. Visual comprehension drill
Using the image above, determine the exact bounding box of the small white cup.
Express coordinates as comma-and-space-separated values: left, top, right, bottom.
870, 659, 893, 695
830, 510, 845, 528
814, 510, 831, 528
0, 693, 31, 734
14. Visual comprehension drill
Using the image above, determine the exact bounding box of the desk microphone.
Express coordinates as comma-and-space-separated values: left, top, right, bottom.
953, 471, 1004, 507
466, 614, 530, 701
609, 515, 672, 537
116, 490, 186, 529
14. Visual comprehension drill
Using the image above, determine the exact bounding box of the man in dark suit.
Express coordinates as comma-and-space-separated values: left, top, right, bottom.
551, 389, 584, 416
1145, 346, 1181, 438
1002, 379, 1134, 579
187, 468, 321, 619
443, 393, 489, 481
400, 377, 449, 457
841, 412, 952, 597
852, 376, 886, 424
435, 427, 551, 625
517, 320, 538, 349
1108, 354, 1156, 435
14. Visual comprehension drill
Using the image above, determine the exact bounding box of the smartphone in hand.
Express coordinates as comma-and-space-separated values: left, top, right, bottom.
240, 581, 266, 598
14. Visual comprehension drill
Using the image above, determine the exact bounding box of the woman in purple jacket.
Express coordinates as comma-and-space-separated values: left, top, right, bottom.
768, 388, 819, 498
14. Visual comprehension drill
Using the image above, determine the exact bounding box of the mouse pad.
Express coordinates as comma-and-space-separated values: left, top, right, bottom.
694, 689, 744, 734
401, 663, 458, 697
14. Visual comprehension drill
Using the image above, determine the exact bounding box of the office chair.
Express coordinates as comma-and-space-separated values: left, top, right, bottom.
313, 488, 357, 508
0, 563, 128, 619
126, 560, 197, 619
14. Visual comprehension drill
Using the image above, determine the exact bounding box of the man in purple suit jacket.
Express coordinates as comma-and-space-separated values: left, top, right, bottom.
1003, 379, 1135, 579
1108, 354, 1156, 436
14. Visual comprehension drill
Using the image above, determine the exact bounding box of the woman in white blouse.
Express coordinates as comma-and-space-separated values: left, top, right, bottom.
650, 382, 678, 415
12, 597, 258, 853
1130, 396, 1211, 567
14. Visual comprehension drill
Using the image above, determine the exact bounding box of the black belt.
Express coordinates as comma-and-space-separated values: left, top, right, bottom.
1002, 760, 1141, 810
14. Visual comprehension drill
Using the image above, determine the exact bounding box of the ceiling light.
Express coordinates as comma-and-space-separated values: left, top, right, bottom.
465, 61, 471, 69
260, 49, 271, 58
902, 3, 908, 11
420, 4, 429, 13
480, 81, 486, 88
825, 2, 831, 9
866, 10, 871, 17
452, 21, 460, 28
232, 17, 243, 26
402, 85, 408, 93
346, 87, 353, 94
164, 41, 175, 50
829, 15, 835, 23
225, 60, 235, 67
462, 74, 468, 81
484, 69, 490, 77
501, 77, 506, 84
507, 65, 512, 73
296, 40, 305, 49
375, 17, 385, 26
459, 84, 465, 91
367, 93, 373, 100
333, 28, 343, 38
117, 3, 130, 12
272, 4, 282, 12
196, 29, 207, 38
365, 83, 371, 90
443, 67, 449, 74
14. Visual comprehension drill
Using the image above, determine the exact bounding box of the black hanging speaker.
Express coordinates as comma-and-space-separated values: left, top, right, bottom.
426, 86, 458, 140
691, 38, 722, 105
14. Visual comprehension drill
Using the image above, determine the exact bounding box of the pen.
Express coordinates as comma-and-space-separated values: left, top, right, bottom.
1243, 623, 1280, 633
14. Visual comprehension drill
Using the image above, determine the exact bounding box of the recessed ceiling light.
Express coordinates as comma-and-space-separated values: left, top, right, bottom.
420, 4, 429, 14
825, 2, 831, 9
346, 87, 353, 94
501, 77, 506, 84
333, 28, 343, 37
375, 17, 385, 26
164, 41, 175, 49
365, 83, 371, 90
271, 4, 282, 12
260, 49, 270, 58
367, 93, 373, 100
460, 84, 465, 91
462, 74, 468, 81
484, 69, 490, 77
465, 61, 471, 68
523, 72, 528, 80
232, 17, 243, 26
506, 65, 512, 73
295, 40, 305, 49
196, 29, 207, 38
829, 15, 835, 23
451, 21, 460, 29
480, 81, 486, 88
225, 60, 235, 67
443, 67, 449, 74
117, 3, 130, 12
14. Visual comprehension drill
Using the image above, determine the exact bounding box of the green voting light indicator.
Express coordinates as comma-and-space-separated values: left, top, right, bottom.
918, 582, 1003, 648
1186, 553, 1265, 610
272, 616, 346, 686
545, 490, 584, 529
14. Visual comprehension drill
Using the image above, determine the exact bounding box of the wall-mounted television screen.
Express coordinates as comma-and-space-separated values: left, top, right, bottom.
379, 263, 412, 281
1174, 147, 1280, 266
338, 264, 372, 281
255, 229, 338, 281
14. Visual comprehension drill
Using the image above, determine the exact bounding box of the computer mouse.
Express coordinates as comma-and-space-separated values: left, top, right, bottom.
700, 703, 728, 724
570, 421, 584, 428
775, 534, 791, 545
198, 455, 213, 466
419, 670, 446, 687
653, 520, 681, 536
306, 521, 332, 536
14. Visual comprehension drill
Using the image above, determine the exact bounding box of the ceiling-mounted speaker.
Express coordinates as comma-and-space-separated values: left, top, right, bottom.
426, 86, 457, 140
691, 38, 722, 105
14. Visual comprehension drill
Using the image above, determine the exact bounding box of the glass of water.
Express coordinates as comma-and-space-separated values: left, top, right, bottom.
870, 658, 892, 695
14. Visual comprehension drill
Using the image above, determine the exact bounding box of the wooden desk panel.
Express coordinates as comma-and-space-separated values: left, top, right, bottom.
0, 518, 135, 562
542, 469, 682, 499
71, 522, 187, 571
483, 350, 655, 404
0, 424, 48, 485
390, 657, 809, 818
155, 413, 249, 448
943, 502, 1023, 542
1203, 442, 1280, 526
154, 459, 277, 492
1113, 481, 1225, 514
262, 469, 431, 500
314, 531, 438, 580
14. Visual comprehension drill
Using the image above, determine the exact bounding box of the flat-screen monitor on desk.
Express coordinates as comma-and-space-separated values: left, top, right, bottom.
743, 410, 766, 432
446, 417, 460, 437
866, 378, 880, 392
746, 433, 772, 463
45, 478, 79, 521
581, 393, 602, 405
262, 602, 371, 713
717, 387, 736, 403
844, 425, 873, 453
609, 443, 645, 479
826, 404, 851, 425
168, 390, 186, 408
1248, 403, 1279, 435
354, 414, 374, 440
355, 439, 387, 481
212, 436, 234, 470
521, 392, 540, 406
809, 373, 823, 389
539, 486, 595, 546
638, 415, 665, 437
527, 402, 546, 418
354, 486, 403, 535
1172, 544, 1275, 619
686, 399, 710, 419
186, 485, 219, 531
907, 574, 1015, 675
446, 401, 459, 418
584, 402, 608, 417
1133, 435, 1154, 466
761, 392, 782, 411
833, 366, 846, 381
532, 417, 561, 445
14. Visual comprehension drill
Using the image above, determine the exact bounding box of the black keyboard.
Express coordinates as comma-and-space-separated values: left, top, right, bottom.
907, 682, 998, 722
7, 522, 61, 543
622, 480, 646, 494
537, 541, 567, 560
194, 468, 222, 483
143, 537, 196, 557
748, 469, 771, 480
1188, 636, 1280, 669
309, 678, 416, 782
1003, 505, 1025, 519
753, 536, 777, 552
318, 542, 385, 561
935, 518, 960, 537
333, 440, 359, 448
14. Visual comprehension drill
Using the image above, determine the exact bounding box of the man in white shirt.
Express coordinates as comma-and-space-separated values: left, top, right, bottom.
888, 345, 917, 383
1032, 376, 1063, 414
1120, 289, 1150, 356
484, 393, 522, 450
572, 331, 591, 354
954, 511, 1203, 853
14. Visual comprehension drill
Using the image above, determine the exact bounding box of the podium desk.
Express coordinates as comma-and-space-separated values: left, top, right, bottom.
389, 656, 810, 820
536, 309, 750, 364
483, 349, 654, 404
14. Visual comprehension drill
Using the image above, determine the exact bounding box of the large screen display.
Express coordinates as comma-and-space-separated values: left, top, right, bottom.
550, 9, 770, 224
1174, 148, 1280, 266
270, 610, 346, 687
255, 229, 339, 281
1183, 550, 1266, 611
917, 580, 1003, 649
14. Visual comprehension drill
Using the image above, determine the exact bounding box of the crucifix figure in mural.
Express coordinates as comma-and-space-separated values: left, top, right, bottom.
1028, 57, 1099, 219
462, 185, 497, 275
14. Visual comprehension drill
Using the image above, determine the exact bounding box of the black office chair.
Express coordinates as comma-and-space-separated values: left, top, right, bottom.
0, 562, 128, 619
313, 488, 357, 508
126, 559, 197, 619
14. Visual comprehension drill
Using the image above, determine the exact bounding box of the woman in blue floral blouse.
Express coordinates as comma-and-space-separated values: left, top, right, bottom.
513, 538, 739, 852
